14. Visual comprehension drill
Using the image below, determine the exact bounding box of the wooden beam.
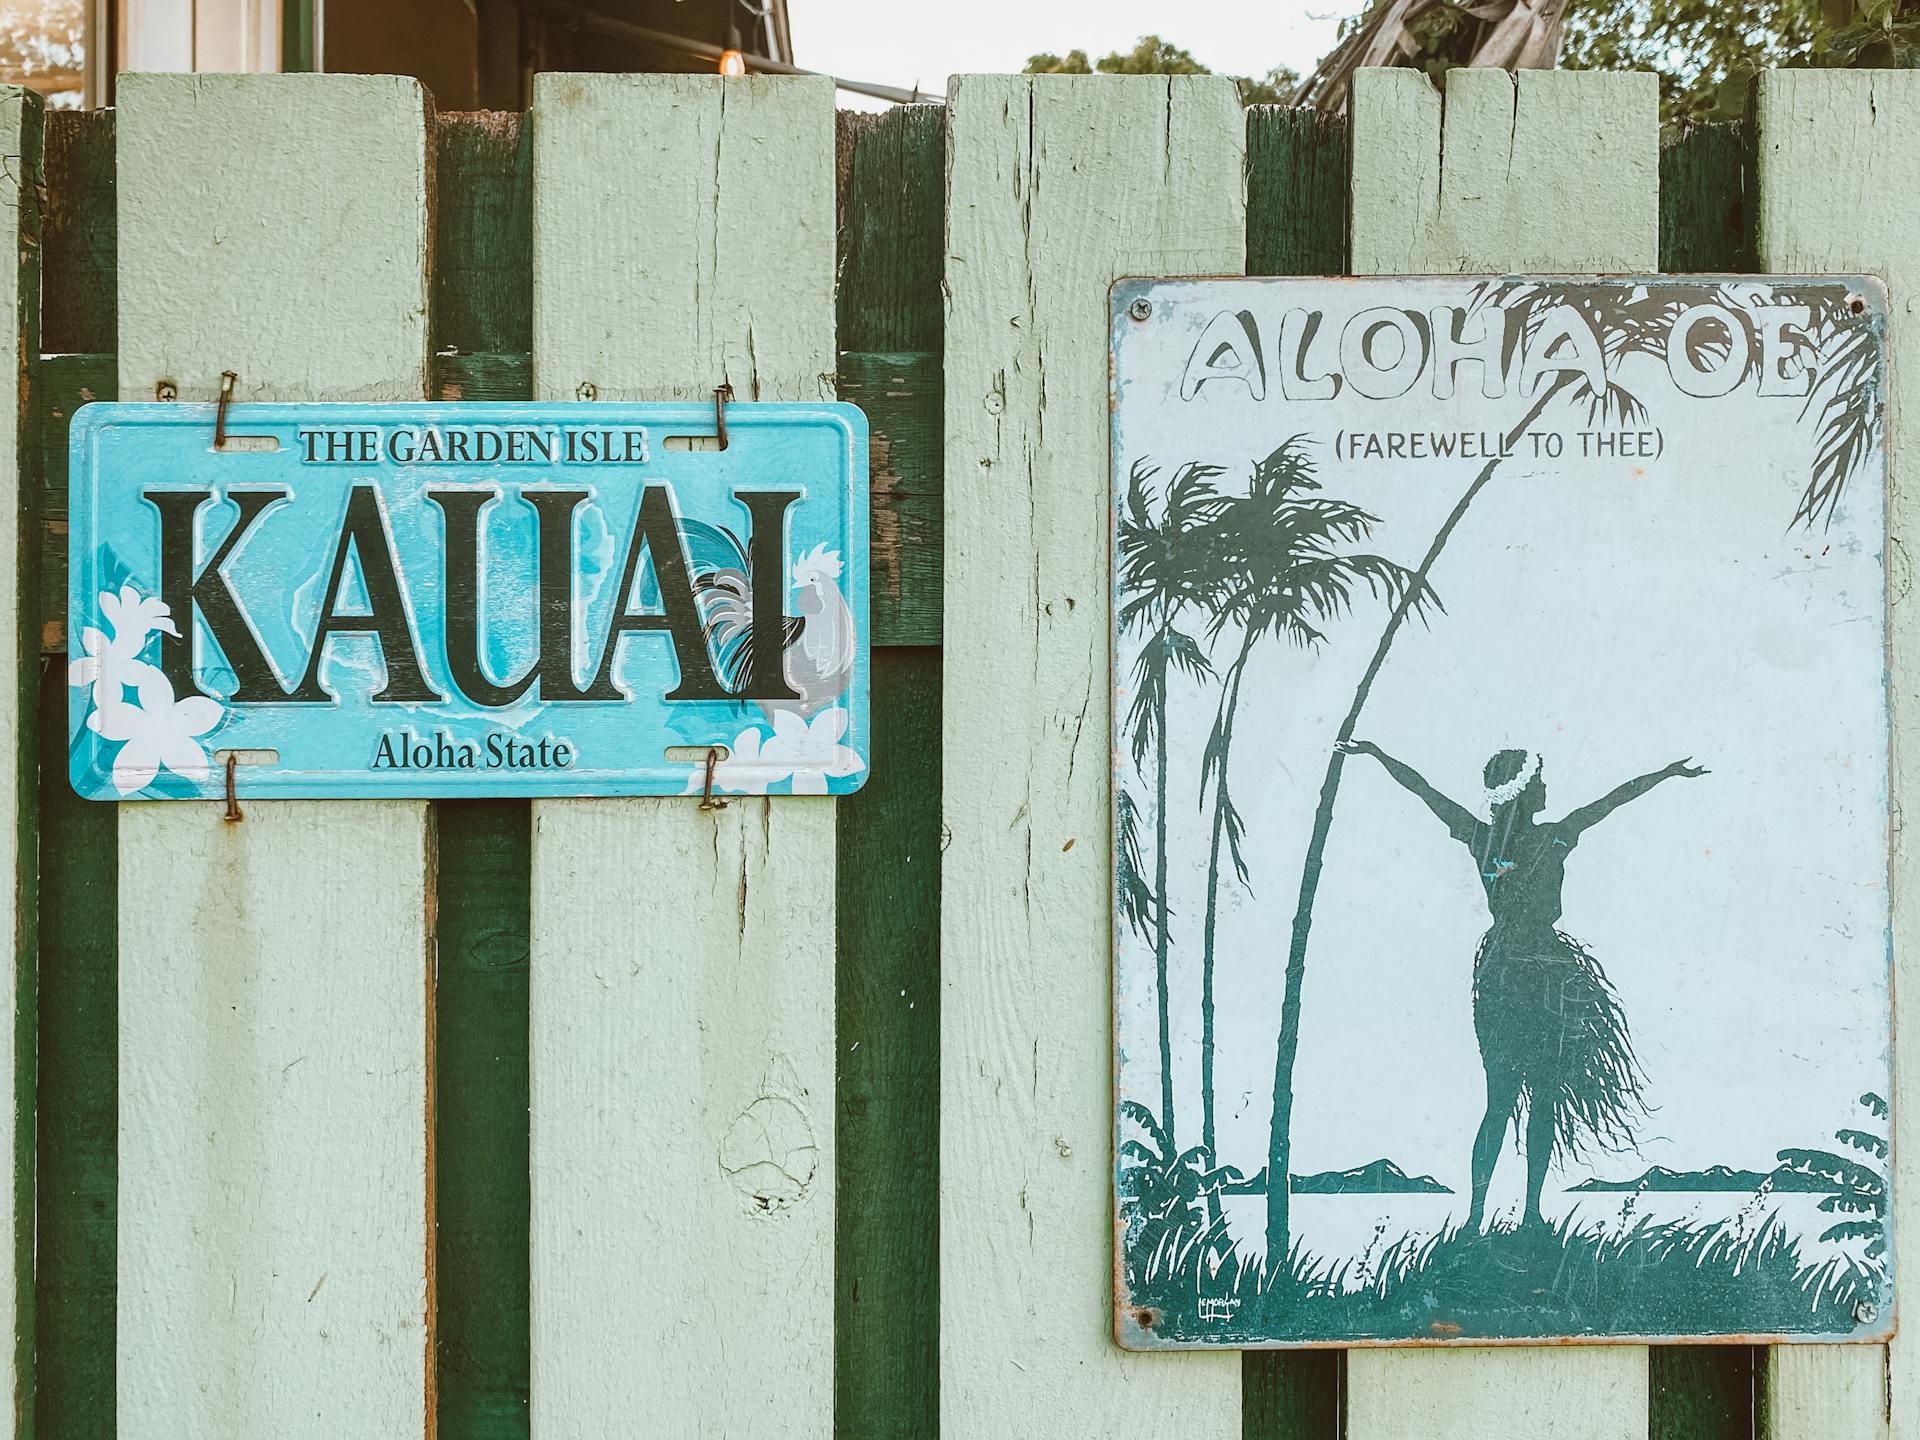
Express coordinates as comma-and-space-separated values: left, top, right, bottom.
526, 73, 838, 1437
0, 82, 43, 1440
1343, 64, 1659, 1440
939, 72, 1245, 1438
114, 73, 434, 1438
1751, 67, 1918, 1440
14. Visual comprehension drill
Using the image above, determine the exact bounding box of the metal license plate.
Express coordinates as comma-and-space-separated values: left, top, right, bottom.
68, 402, 870, 800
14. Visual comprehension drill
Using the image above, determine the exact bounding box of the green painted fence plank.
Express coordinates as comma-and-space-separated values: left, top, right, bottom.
34, 99, 114, 1440
1659, 120, 1747, 274
835, 647, 941, 1440
1649, 116, 1758, 1440
6, 85, 44, 1440
430, 112, 533, 1440
36, 353, 113, 655
837, 105, 943, 649
41, 112, 115, 356
434, 113, 532, 361
1654, 1346, 1756, 1440
1242, 103, 1348, 1440
837, 350, 939, 648
435, 351, 533, 402
433, 800, 531, 1437
834, 104, 944, 1440
34, 664, 115, 1439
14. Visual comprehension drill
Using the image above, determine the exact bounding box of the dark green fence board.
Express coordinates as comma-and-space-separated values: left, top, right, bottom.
430, 112, 534, 1440
435, 351, 534, 402
433, 800, 532, 1437
434, 113, 533, 361
35, 99, 112, 1440
838, 104, 944, 649
41, 111, 116, 357
34, 663, 115, 1438
1655, 1346, 1756, 1440
1242, 103, 1348, 1440
838, 350, 939, 649
1660, 121, 1748, 274
1648, 116, 1759, 1440
834, 104, 944, 1440
37, 354, 114, 654
11, 90, 44, 1440
39, 109, 117, 659
1246, 107, 1349, 282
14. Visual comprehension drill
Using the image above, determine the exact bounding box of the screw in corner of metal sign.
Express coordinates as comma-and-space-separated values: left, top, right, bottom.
1853, 1300, 1879, 1326
1128, 297, 1153, 322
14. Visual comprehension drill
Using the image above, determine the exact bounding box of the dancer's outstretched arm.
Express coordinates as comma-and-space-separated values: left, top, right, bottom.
1561, 758, 1708, 837
1337, 739, 1479, 838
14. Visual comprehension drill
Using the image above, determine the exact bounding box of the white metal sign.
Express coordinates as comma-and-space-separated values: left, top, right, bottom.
1110, 276, 1892, 1347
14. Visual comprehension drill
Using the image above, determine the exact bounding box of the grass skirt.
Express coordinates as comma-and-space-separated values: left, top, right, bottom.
1472, 928, 1648, 1160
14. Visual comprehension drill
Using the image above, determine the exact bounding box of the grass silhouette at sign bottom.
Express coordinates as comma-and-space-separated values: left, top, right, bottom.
1127, 1210, 1882, 1343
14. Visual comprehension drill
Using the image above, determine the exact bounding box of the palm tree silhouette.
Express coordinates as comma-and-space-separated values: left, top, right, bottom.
1263, 280, 1886, 1266
1118, 459, 1227, 1147
1191, 439, 1432, 1216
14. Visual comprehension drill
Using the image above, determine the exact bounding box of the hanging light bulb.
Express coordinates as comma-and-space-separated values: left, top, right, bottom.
719, 21, 746, 76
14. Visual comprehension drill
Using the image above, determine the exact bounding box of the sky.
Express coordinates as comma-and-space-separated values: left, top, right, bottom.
791, 0, 1369, 104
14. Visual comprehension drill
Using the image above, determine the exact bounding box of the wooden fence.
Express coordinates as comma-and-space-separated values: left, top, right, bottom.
0, 64, 1912, 1440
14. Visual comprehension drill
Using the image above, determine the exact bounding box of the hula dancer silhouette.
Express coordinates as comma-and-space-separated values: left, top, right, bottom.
1335, 741, 1708, 1231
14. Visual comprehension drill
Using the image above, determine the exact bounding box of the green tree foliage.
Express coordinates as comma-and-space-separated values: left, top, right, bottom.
1306, 0, 1916, 127
1023, 33, 1301, 105
1561, 0, 1824, 125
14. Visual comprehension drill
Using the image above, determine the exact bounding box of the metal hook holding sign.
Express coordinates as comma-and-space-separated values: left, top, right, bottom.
223, 752, 244, 823
713, 382, 733, 450
698, 746, 729, 812
213, 370, 239, 449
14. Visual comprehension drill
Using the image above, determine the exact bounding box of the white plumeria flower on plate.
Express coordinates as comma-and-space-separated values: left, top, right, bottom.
70, 584, 175, 708
87, 667, 223, 797
760, 707, 864, 795
682, 724, 777, 796
98, 583, 179, 653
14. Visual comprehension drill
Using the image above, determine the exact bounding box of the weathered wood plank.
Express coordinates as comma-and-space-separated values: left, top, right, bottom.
1242, 102, 1349, 1440
433, 800, 530, 1438
41, 110, 115, 356
838, 350, 938, 647
1649, 118, 1759, 1440
115, 73, 434, 1438
1343, 65, 1658, 1440
1659, 120, 1747, 274
430, 111, 533, 1440
940, 73, 1245, 1437
833, 102, 944, 1440
34, 101, 113, 1440
434, 112, 531, 360
0, 83, 42, 1440
35, 353, 111, 653
1751, 68, 1918, 1440
834, 647, 941, 1440
1350, 67, 1659, 276
34, 665, 116, 1440
1349, 1349, 1646, 1440
527, 73, 838, 1438
837, 105, 943, 648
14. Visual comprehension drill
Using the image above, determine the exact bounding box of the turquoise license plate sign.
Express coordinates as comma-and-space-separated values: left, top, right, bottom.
68, 402, 870, 801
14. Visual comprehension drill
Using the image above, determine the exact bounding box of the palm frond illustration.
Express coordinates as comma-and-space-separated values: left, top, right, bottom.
1188, 437, 1435, 1217
1115, 787, 1159, 943
1118, 1098, 1243, 1291
1263, 279, 1884, 1264
1117, 459, 1228, 1150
